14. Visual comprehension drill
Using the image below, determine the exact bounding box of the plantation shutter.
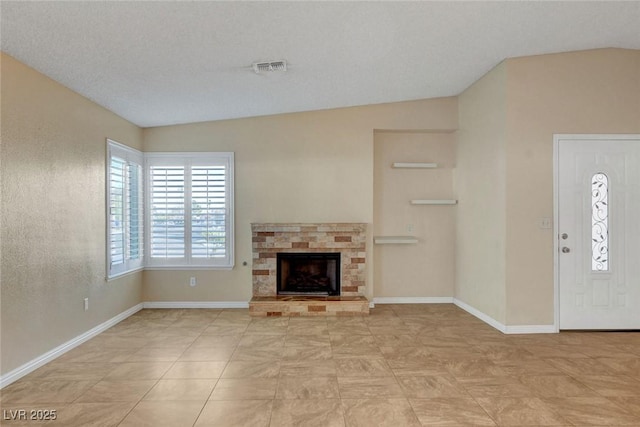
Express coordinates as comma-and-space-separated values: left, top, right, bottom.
127, 162, 143, 261
107, 140, 144, 278
191, 166, 227, 258
145, 153, 234, 268
149, 166, 186, 259
109, 156, 126, 268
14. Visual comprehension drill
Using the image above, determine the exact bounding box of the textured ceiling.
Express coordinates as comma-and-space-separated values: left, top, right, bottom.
1, 1, 639, 127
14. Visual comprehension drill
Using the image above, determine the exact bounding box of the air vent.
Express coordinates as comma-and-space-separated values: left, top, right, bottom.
253, 60, 287, 74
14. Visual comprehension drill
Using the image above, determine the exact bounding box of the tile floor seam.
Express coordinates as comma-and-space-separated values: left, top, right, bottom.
115, 399, 144, 427
271, 352, 282, 426
68, 378, 103, 405
119, 312, 219, 427
190, 384, 216, 427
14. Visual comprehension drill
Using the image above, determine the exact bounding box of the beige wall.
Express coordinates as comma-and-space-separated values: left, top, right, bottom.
373, 131, 456, 298
0, 53, 143, 375
456, 62, 508, 323
456, 48, 639, 327
504, 48, 640, 325
142, 99, 458, 302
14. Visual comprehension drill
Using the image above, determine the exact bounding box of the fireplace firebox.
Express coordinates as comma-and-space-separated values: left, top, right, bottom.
277, 252, 340, 296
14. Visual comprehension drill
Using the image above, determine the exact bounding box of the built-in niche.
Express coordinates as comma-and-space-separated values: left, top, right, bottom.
373, 131, 456, 298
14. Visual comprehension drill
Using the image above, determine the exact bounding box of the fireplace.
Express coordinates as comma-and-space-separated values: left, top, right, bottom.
277, 252, 340, 296
250, 223, 369, 316
251, 223, 366, 297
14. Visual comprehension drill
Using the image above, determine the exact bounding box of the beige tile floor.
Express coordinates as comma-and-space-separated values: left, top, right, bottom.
1, 304, 640, 426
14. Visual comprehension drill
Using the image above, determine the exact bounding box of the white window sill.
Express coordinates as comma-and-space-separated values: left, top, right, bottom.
143, 265, 234, 271
107, 267, 144, 281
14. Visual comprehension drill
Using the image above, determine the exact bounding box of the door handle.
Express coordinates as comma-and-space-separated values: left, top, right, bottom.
562, 247, 570, 253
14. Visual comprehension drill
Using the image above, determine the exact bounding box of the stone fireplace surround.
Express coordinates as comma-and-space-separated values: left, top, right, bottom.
250, 223, 369, 316
252, 223, 367, 296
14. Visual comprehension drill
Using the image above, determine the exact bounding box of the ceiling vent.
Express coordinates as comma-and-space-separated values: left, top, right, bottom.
253, 60, 287, 74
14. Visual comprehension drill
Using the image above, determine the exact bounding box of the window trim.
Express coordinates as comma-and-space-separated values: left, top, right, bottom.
106, 143, 235, 277
144, 152, 235, 269
106, 140, 144, 279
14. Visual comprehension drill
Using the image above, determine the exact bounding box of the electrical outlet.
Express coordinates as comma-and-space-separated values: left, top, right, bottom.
407, 224, 414, 233
190, 277, 197, 287
84, 298, 89, 311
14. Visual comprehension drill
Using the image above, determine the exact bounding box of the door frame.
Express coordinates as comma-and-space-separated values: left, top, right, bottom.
553, 134, 640, 332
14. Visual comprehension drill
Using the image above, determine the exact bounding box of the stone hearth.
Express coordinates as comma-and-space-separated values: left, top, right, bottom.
250, 296, 369, 317
250, 223, 369, 316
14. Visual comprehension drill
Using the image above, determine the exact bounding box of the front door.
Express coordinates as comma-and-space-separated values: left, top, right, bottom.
557, 134, 640, 330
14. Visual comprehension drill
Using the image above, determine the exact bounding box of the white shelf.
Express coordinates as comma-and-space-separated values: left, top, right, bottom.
374, 236, 419, 244
410, 199, 458, 205
392, 162, 438, 169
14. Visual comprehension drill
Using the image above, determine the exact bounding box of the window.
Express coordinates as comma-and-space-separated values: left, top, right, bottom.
107, 140, 144, 278
591, 172, 609, 271
145, 152, 234, 269
107, 145, 234, 276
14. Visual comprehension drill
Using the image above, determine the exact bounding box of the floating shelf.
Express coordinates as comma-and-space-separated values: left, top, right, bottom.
410, 199, 458, 205
374, 236, 419, 244
392, 162, 438, 169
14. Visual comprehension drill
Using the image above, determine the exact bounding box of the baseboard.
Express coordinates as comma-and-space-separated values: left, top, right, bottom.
373, 297, 454, 304
504, 324, 557, 334
0, 303, 143, 390
453, 298, 555, 335
452, 298, 507, 333
143, 301, 249, 309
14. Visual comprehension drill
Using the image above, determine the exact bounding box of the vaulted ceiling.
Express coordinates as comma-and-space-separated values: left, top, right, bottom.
2, 1, 639, 127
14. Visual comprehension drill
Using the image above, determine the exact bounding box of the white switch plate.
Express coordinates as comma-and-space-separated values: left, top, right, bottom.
189, 277, 197, 287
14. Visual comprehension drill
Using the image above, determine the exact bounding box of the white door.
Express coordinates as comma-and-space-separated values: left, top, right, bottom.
557, 135, 640, 330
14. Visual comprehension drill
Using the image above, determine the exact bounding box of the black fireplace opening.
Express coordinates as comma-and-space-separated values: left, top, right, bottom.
277, 252, 341, 296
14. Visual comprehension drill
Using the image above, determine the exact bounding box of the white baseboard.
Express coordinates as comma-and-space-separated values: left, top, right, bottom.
0, 303, 143, 390
453, 298, 555, 334
373, 297, 454, 304
504, 324, 557, 334
143, 301, 249, 309
453, 298, 507, 333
